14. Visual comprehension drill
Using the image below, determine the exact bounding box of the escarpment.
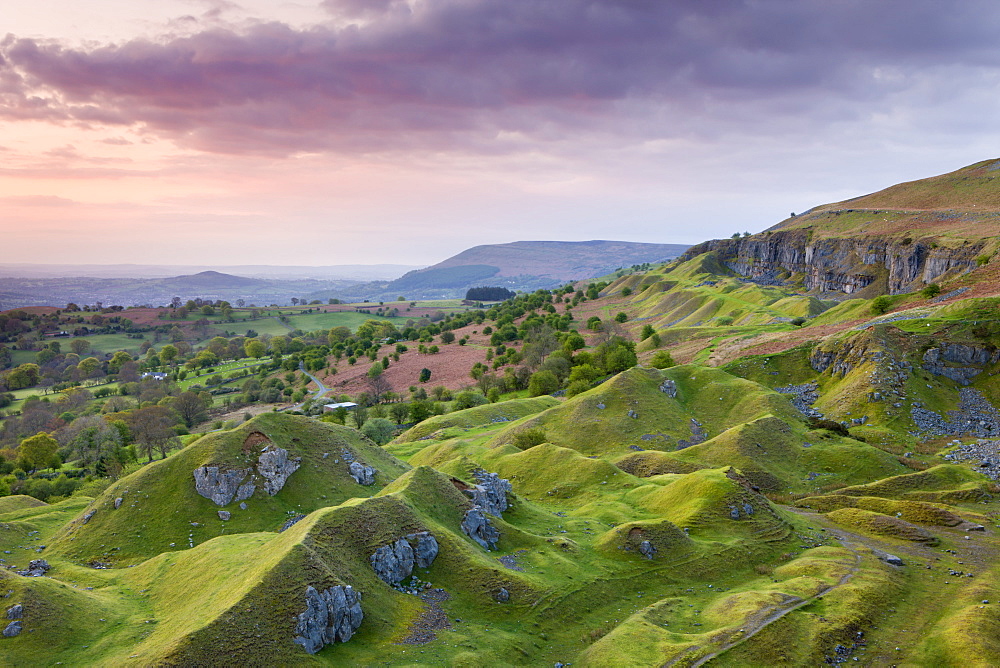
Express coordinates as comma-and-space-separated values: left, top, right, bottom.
685, 230, 982, 294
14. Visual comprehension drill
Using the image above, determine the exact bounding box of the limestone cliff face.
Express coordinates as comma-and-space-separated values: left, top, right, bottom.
684, 230, 982, 294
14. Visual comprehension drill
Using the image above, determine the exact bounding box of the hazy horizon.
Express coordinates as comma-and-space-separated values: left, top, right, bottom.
3, 1, 1000, 265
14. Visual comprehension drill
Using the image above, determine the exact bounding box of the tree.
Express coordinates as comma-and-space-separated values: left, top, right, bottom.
409, 399, 431, 423
528, 370, 559, 397
126, 406, 180, 462
19, 432, 59, 472
172, 391, 210, 428
367, 363, 391, 403
361, 418, 395, 445
6, 363, 40, 390
108, 351, 134, 374
921, 283, 942, 299
70, 338, 91, 355
640, 324, 656, 340
244, 339, 266, 359
614, 312, 628, 323
160, 344, 178, 365
419, 368, 431, 383
389, 403, 410, 425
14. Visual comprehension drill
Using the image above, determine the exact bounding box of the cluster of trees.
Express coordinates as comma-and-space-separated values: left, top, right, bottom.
465, 286, 516, 302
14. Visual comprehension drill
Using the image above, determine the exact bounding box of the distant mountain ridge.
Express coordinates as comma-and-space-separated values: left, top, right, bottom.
386, 240, 690, 297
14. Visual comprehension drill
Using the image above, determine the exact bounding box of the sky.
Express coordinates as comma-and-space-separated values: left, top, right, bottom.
2, 0, 1000, 267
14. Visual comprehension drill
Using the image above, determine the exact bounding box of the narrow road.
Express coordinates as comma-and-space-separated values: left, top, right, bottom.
285, 362, 332, 411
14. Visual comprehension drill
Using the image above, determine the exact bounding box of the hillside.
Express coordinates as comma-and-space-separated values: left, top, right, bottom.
684, 159, 1000, 297
387, 240, 690, 297
7, 160, 1000, 666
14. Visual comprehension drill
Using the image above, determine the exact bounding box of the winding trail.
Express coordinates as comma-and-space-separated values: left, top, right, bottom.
664, 509, 865, 667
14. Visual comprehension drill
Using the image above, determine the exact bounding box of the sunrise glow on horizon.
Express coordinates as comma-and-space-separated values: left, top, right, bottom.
3, 0, 1000, 266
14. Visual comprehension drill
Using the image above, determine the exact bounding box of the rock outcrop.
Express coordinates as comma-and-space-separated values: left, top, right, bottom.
193, 466, 255, 507
6, 604, 22, 620
370, 532, 440, 585
2, 621, 20, 637
922, 343, 1000, 386
461, 507, 501, 550
349, 461, 376, 486
293, 585, 363, 653
684, 230, 982, 295
257, 445, 301, 496
464, 471, 512, 517
194, 444, 300, 506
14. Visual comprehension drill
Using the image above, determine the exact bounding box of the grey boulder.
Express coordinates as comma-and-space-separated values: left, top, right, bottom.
193, 466, 253, 507
293, 585, 363, 653
2, 621, 20, 637
349, 461, 376, 486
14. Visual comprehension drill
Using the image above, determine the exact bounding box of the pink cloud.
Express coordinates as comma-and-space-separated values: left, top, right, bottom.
0, 0, 998, 158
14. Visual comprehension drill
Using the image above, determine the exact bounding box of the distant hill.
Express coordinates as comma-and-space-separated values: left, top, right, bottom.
0, 263, 421, 281
386, 240, 690, 297
158, 271, 264, 290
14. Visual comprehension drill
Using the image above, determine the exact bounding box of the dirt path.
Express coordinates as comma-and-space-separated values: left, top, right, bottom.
664, 509, 865, 667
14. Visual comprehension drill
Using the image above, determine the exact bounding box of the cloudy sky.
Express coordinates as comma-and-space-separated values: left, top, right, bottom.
2, 0, 999, 267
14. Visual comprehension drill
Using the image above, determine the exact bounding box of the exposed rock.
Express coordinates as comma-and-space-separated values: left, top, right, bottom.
371, 538, 415, 585
113, 497, 123, 510
5, 604, 21, 620
639, 540, 656, 559
464, 471, 512, 517
193, 466, 253, 507
256, 445, 301, 496
875, 551, 905, 567
685, 230, 982, 295
279, 514, 306, 532
81, 510, 95, 524
293, 585, 363, 653
2, 621, 20, 637
217, 511, 231, 521
660, 379, 678, 398
370, 533, 440, 585
239, 502, 248, 511
349, 461, 376, 486
495, 587, 510, 602
17, 559, 50, 577
461, 507, 501, 550
408, 532, 440, 569
677, 418, 707, 449
922, 344, 1000, 386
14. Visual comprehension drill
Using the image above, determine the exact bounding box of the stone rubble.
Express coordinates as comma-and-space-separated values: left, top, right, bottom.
775, 382, 823, 418
911, 388, 1000, 439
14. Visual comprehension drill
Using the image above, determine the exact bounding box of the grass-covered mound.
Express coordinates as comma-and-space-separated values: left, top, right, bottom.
826, 508, 939, 543
663, 415, 906, 493
795, 494, 965, 526
0, 495, 48, 514
393, 396, 559, 443
490, 365, 802, 458
831, 465, 991, 502
45, 413, 411, 566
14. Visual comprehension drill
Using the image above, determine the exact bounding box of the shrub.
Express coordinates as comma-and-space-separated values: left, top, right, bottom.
790, 316, 806, 326
453, 390, 488, 410
511, 427, 547, 450
870, 295, 893, 315
614, 312, 628, 323
621, 287, 633, 297
565, 379, 591, 398
650, 350, 675, 369
419, 368, 431, 383
361, 418, 396, 445
921, 283, 941, 299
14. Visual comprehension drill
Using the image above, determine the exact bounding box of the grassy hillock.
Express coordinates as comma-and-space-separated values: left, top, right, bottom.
45, 413, 411, 566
